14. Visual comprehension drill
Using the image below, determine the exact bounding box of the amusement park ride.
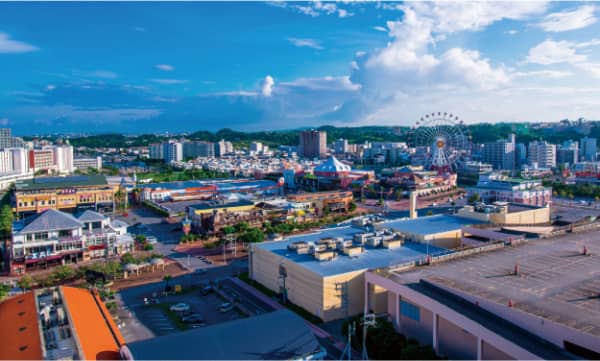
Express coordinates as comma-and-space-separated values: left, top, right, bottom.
408, 112, 471, 174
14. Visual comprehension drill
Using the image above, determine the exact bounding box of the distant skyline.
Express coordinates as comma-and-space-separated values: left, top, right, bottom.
1, 1, 600, 134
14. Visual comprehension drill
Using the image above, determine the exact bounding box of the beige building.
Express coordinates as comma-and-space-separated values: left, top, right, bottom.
250, 221, 452, 322
456, 202, 550, 226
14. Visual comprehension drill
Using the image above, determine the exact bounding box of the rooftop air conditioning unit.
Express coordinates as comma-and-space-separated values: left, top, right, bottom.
342, 245, 364, 256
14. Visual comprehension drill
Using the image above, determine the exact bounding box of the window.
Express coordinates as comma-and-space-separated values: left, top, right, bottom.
400, 299, 420, 321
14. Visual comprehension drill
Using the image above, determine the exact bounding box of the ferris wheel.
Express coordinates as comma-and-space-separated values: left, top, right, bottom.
408, 112, 470, 173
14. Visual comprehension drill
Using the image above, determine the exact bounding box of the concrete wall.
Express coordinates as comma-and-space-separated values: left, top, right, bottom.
437, 315, 478, 360
482, 340, 514, 360
398, 295, 434, 347
491, 207, 550, 225
251, 245, 325, 319
322, 270, 366, 321
423, 230, 462, 249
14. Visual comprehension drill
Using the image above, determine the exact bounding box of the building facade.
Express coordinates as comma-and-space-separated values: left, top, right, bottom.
299, 130, 327, 159
14, 175, 117, 216
481, 135, 515, 171
580, 136, 597, 162
183, 141, 215, 158
10, 209, 132, 274
528, 141, 556, 169
73, 156, 103, 171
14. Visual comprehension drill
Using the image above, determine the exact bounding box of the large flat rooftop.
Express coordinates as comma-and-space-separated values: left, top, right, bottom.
256, 223, 452, 277
384, 214, 486, 236
142, 178, 277, 191
15, 175, 109, 191
388, 228, 600, 338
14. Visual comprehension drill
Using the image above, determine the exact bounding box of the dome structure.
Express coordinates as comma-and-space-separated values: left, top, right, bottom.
314, 156, 351, 175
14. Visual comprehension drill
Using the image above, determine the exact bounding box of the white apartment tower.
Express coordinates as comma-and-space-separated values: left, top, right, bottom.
528, 141, 556, 168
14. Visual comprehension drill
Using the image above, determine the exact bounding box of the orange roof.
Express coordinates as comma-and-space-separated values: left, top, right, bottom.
61, 287, 125, 360
0, 292, 44, 360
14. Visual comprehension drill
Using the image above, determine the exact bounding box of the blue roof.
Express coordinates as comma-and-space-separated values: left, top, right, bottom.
256, 224, 453, 277
143, 179, 278, 192
384, 215, 486, 236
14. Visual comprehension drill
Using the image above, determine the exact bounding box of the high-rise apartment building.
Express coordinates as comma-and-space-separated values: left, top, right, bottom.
148, 143, 164, 160
580, 136, 597, 162
183, 141, 215, 158
299, 130, 327, 159
481, 134, 516, 171
557, 140, 579, 166
0, 128, 12, 149
54, 144, 74, 173
163, 141, 183, 162
528, 141, 556, 168
250, 141, 263, 154
216, 139, 234, 156
334, 138, 348, 154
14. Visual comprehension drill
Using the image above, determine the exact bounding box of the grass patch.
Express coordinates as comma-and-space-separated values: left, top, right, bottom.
150, 303, 190, 331
238, 272, 323, 324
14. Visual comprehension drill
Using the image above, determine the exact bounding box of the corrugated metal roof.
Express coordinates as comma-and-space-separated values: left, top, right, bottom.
385, 214, 486, 236
126, 309, 321, 360
15, 175, 108, 190
75, 210, 106, 222
18, 209, 83, 233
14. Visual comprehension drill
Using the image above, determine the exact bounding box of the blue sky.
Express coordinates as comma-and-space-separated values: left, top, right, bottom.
1, 1, 600, 135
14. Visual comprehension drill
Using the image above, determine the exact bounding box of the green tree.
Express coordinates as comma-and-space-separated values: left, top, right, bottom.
163, 275, 172, 292
0, 283, 10, 300
239, 227, 265, 243
234, 221, 249, 233
467, 192, 480, 204
348, 201, 357, 212
121, 252, 136, 264
53, 265, 75, 283
222, 226, 236, 235
0, 205, 13, 238
17, 275, 33, 292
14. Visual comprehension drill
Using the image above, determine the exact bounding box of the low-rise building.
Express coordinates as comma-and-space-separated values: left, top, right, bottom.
73, 156, 102, 171
468, 173, 552, 206
14, 175, 117, 217
10, 209, 133, 274
186, 198, 264, 235
0, 286, 125, 360
286, 190, 353, 215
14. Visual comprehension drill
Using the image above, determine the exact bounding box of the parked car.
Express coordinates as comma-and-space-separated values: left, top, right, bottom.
200, 285, 213, 295
170, 303, 190, 312
182, 315, 205, 324
193, 268, 207, 275
218, 302, 234, 313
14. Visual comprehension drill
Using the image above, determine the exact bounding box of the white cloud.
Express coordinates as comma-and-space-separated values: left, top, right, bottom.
45, 85, 56, 91
261, 75, 274, 97
87, 70, 118, 79
284, 1, 353, 18
373, 25, 387, 32
506, 29, 518, 35
537, 5, 596, 32
287, 37, 324, 50
279, 76, 360, 92
526, 39, 587, 65
155, 64, 175, 71
134, 27, 146, 32
513, 70, 573, 79
150, 78, 187, 84
0, 32, 38, 53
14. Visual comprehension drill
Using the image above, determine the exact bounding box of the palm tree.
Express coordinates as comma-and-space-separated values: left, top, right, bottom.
163, 275, 172, 292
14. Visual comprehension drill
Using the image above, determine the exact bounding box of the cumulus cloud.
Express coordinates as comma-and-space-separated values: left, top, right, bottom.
155, 64, 175, 71
373, 26, 387, 32
526, 40, 587, 65
537, 5, 597, 32
151, 78, 187, 84
277, 1, 353, 18
261, 75, 274, 96
0, 32, 38, 53
287, 37, 323, 50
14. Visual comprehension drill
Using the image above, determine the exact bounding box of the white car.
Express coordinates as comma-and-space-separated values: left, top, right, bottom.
218, 302, 234, 313
170, 303, 190, 312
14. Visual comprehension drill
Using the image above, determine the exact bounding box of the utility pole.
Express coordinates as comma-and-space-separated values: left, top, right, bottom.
340, 322, 355, 361
361, 313, 376, 360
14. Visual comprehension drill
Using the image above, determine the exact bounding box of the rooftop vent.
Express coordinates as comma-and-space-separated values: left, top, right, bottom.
382, 238, 403, 249
342, 245, 364, 256
313, 250, 336, 262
